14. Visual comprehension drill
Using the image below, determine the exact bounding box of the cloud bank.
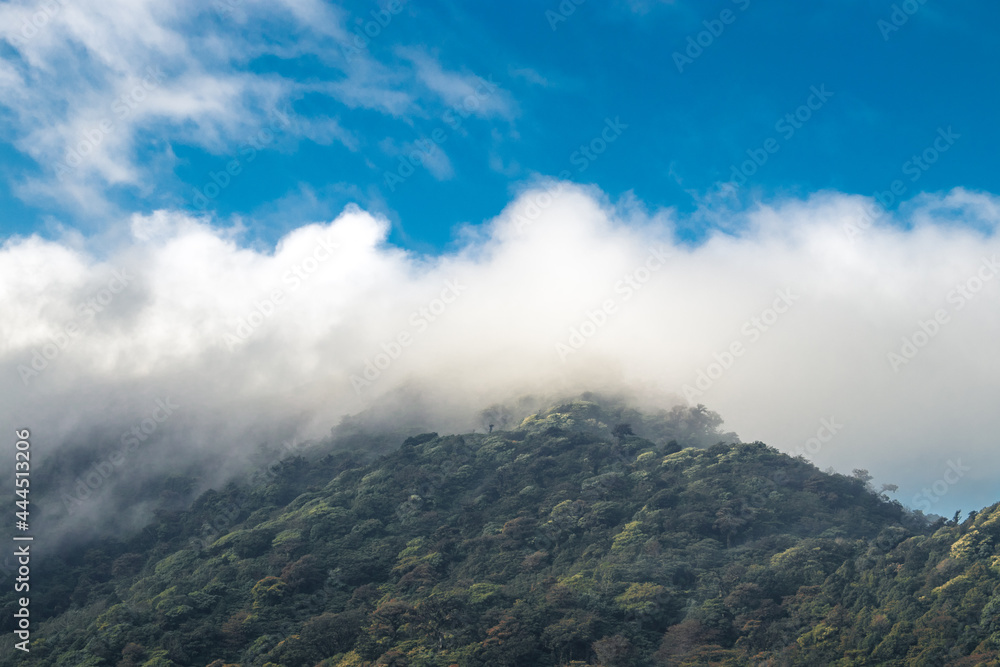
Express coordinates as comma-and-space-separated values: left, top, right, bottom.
3, 183, 999, 541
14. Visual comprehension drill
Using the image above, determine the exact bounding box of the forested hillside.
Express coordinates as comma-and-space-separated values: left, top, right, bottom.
3, 400, 999, 666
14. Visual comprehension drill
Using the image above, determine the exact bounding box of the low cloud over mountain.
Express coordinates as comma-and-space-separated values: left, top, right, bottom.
2, 183, 999, 531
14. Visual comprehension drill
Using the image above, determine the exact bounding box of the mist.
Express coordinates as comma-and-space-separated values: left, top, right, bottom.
3, 182, 999, 545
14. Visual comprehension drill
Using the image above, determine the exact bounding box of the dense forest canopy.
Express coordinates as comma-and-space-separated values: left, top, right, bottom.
3, 399, 998, 666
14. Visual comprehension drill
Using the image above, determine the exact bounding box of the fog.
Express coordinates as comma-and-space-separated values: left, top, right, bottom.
3, 182, 999, 546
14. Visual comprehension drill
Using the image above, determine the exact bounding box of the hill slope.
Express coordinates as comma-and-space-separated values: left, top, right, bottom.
3, 401, 999, 666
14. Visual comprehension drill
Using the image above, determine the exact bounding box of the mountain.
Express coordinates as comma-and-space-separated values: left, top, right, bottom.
3, 399, 999, 666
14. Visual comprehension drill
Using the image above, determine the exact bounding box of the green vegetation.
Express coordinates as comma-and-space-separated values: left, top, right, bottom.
3, 400, 1000, 666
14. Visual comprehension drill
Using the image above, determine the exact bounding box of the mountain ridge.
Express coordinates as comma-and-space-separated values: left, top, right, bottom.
3, 400, 998, 666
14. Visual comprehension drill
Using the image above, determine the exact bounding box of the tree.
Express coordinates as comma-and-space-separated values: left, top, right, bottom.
280, 554, 323, 591
479, 613, 538, 667
251, 576, 288, 608
614, 583, 668, 623
612, 423, 634, 443
480, 404, 513, 432
119, 642, 146, 667
593, 634, 632, 667
541, 614, 595, 664
301, 610, 364, 657
714, 505, 752, 548
663, 439, 681, 455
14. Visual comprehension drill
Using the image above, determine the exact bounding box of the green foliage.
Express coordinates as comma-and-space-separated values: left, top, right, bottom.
4, 399, 1000, 666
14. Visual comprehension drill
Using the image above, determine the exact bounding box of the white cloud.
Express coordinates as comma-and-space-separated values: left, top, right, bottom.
398, 47, 517, 121
0, 0, 302, 209
0, 1, 509, 212
508, 66, 550, 87
3, 185, 999, 534
378, 137, 455, 182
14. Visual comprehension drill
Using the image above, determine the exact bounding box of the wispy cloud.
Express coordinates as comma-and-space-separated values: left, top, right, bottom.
0, 0, 512, 215
398, 46, 518, 121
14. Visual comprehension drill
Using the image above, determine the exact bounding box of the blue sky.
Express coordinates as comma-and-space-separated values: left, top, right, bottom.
1, 1, 997, 251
